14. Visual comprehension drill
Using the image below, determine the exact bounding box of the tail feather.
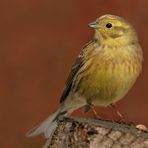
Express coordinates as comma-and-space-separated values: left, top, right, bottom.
26, 96, 84, 138
26, 107, 64, 138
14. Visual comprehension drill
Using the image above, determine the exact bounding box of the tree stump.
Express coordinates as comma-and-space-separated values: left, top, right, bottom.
44, 117, 148, 148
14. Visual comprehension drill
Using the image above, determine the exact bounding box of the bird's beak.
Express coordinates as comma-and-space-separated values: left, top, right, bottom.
88, 21, 99, 29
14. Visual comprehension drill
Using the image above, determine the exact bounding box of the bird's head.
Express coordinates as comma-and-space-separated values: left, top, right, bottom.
89, 14, 138, 46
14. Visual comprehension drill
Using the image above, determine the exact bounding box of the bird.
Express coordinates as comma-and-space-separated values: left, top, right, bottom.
26, 14, 143, 139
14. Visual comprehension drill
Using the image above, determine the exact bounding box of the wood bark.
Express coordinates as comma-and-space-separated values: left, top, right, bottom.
44, 117, 148, 148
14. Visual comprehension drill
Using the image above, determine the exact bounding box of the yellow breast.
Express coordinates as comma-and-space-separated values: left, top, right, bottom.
74, 45, 142, 106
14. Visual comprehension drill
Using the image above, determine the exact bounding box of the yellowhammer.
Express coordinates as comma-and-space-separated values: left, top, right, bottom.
26, 14, 143, 138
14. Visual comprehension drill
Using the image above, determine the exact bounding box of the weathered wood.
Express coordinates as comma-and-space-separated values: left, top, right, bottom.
44, 117, 148, 148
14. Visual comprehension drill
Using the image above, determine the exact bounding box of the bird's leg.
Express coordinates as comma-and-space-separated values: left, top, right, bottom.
110, 104, 134, 125
110, 104, 124, 121
83, 100, 101, 119
90, 104, 101, 119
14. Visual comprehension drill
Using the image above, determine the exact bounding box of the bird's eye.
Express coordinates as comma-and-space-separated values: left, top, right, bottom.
106, 23, 112, 28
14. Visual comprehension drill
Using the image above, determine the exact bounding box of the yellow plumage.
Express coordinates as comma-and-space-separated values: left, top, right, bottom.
26, 14, 143, 138
75, 41, 142, 106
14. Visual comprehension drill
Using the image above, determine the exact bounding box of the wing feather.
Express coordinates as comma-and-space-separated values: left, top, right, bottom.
60, 41, 92, 103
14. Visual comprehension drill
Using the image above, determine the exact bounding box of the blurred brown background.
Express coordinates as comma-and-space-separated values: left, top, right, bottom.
0, 0, 147, 147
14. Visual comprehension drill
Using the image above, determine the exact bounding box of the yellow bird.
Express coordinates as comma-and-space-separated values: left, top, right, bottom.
26, 14, 143, 138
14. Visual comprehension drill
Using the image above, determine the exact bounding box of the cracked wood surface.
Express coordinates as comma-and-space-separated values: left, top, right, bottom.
44, 117, 148, 148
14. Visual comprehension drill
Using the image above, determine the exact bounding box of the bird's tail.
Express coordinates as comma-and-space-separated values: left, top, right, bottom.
26, 105, 69, 138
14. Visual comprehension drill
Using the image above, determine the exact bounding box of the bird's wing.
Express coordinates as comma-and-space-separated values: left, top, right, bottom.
60, 41, 92, 103
60, 50, 84, 103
